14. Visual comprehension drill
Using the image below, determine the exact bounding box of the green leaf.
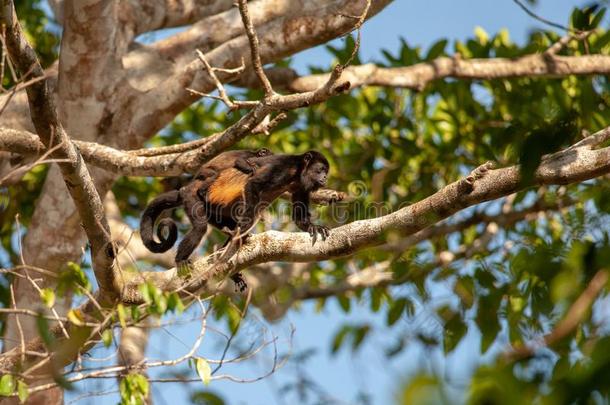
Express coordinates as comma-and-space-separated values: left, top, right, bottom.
591, 8, 606, 29
102, 329, 113, 348
387, 298, 408, 326
57, 261, 91, 296
132, 374, 149, 398
167, 293, 185, 314
474, 26, 489, 44
351, 325, 371, 351
0, 375, 15, 396
476, 293, 502, 354
117, 304, 127, 329
139, 283, 153, 304
196, 358, 212, 386
442, 311, 467, 354
190, 391, 225, 405
400, 374, 444, 405
16, 380, 28, 404
36, 314, 54, 347
39, 288, 55, 308
337, 295, 351, 312
331, 325, 351, 354
67, 309, 84, 326
120, 373, 149, 405
425, 39, 448, 60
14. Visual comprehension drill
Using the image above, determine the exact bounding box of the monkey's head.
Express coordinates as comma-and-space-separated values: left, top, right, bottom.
256, 148, 273, 157
301, 151, 329, 191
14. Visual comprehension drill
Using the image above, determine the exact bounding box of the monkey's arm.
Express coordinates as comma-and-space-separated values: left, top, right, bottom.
291, 190, 329, 244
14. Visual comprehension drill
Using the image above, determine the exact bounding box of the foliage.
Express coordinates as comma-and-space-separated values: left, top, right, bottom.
119, 374, 149, 405
4, 2, 610, 404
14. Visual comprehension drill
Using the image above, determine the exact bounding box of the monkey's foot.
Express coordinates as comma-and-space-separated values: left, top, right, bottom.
308, 224, 330, 245
231, 272, 248, 293
177, 260, 193, 278
460, 161, 495, 193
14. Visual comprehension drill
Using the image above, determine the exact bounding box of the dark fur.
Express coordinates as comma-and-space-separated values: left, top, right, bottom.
227, 151, 330, 242
140, 149, 271, 258
140, 150, 330, 290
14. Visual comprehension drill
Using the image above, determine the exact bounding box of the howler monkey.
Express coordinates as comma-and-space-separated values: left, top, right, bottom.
140, 148, 271, 261
209, 151, 331, 241
140, 150, 331, 290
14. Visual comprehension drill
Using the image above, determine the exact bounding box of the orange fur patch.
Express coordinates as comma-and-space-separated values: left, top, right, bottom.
207, 168, 249, 206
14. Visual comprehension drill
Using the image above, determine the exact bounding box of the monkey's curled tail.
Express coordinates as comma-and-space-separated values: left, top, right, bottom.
140, 190, 182, 253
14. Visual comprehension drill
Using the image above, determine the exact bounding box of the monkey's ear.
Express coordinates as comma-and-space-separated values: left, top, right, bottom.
303, 152, 313, 162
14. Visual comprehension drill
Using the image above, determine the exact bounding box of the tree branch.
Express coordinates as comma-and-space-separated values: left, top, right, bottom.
2, 126, 610, 375
117, 126, 610, 304
273, 54, 610, 93
126, 0, 235, 38
0, 0, 117, 296
123, 0, 391, 142
507, 269, 609, 361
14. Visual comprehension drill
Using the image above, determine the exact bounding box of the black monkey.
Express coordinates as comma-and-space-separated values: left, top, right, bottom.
140, 149, 272, 270
206, 151, 331, 243
141, 151, 331, 290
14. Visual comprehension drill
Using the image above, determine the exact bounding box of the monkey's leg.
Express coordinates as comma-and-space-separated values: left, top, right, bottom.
214, 220, 248, 292
235, 180, 262, 232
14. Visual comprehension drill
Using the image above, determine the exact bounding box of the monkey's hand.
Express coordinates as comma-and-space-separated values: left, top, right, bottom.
307, 224, 330, 245
176, 260, 193, 278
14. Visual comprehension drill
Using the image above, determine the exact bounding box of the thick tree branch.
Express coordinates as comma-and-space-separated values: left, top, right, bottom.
0, 127, 349, 205
381, 195, 573, 253
124, 0, 391, 142
151, 0, 309, 62
126, 0, 235, 37
277, 54, 610, 92
2, 126, 610, 375
116, 126, 610, 303
48, 0, 235, 39
0, 0, 116, 295
58, 0, 124, 110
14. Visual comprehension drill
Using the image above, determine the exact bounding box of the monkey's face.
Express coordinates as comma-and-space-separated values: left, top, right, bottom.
302, 161, 328, 191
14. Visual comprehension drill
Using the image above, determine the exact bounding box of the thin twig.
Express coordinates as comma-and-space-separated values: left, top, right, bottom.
212, 294, 251, 374
194, 49, 238, 109
0, 26, 16, 83
512, 0, 575, 32
237, 0, 274, 97
545, 30, 594, 55
252, 112, 287, 135
341, 0, 371, 67
9, 284, 25, 366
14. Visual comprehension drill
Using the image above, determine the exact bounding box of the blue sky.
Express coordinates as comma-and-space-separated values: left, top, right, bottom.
62, 1, 596, 404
